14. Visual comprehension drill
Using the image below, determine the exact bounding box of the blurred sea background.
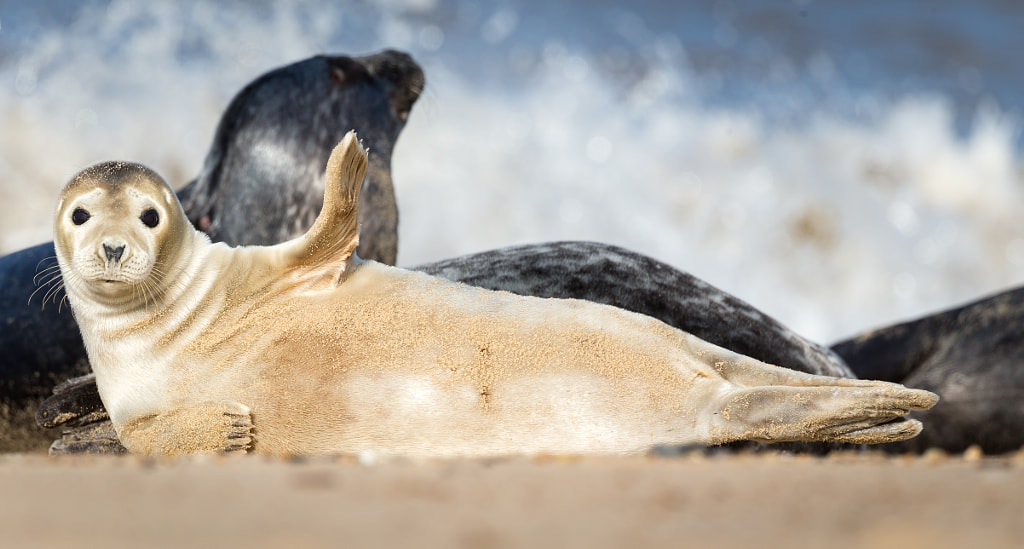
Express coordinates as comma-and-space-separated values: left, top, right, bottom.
1, 0, 1022, 344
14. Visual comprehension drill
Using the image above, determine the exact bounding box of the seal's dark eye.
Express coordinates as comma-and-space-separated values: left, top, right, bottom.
72, 208, 90, 225
140, 208, 160, 228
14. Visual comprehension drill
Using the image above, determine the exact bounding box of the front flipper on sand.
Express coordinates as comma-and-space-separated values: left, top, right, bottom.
117, 401, 254, 456
694, 343, 939, 446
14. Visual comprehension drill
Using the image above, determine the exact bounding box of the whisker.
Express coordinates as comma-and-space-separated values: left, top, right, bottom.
53, 279, 71, 314
29, 273, 62, 307
56, 270, 88, 315
34, 255, 58, 271
137, 284, 147, 314
152, 260, 192, 299
142, 279, 156, 313
40, 278, 67, 309
33, 263, 63, 285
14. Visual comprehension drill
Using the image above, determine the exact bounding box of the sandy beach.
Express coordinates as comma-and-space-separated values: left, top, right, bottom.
2, 449, 1022, 548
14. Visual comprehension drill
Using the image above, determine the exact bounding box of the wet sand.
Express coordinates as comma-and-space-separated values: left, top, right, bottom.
2, 449, 1022, 548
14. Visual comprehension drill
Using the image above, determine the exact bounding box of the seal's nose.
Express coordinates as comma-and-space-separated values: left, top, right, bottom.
103, 244, 125, 263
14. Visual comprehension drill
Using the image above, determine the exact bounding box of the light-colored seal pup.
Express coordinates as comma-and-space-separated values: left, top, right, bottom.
53, 132, 938, 457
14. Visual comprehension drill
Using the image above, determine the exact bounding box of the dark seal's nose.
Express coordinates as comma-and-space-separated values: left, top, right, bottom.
103, 244, 125, 263
338, 50, 425, 122
368, 50, 425, 122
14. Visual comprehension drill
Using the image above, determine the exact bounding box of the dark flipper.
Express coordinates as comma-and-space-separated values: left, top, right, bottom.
34, 373, 126, 455
50, 419, 126, 456
36, 374, 107, 429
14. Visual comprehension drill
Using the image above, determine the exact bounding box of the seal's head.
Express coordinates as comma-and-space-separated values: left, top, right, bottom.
54, 161, 193, 304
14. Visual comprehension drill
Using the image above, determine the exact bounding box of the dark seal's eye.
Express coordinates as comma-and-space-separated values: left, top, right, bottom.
140, 208, 160, 228
72, 208, 91, 225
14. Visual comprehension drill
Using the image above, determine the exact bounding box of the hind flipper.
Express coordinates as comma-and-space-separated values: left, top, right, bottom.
689, 337, 938, 446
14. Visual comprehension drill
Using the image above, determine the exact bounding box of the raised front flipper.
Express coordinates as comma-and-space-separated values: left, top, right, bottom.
117, 401, 253, 456
692, 343, 939, 446
276, 131, 367, 282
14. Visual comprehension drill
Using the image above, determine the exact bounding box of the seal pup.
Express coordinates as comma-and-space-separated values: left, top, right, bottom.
54, 133, 936, 457
2, 50, 423, 451
832, 287, 1024, 454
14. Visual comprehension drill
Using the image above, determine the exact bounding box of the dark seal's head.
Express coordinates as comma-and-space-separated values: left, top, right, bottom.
178, 50, 425, 264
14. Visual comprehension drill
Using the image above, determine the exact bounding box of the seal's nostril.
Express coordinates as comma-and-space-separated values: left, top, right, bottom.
103, 244, 125, 263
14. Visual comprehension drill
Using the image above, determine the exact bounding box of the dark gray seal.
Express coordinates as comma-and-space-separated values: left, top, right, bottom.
832, 287, 1024, 454
2, 50, 424, 451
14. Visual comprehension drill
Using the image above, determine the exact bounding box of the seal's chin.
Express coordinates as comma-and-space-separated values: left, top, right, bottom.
84, 276, 136, 297
92, 279, 127, 287
85, 274, 132, 285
